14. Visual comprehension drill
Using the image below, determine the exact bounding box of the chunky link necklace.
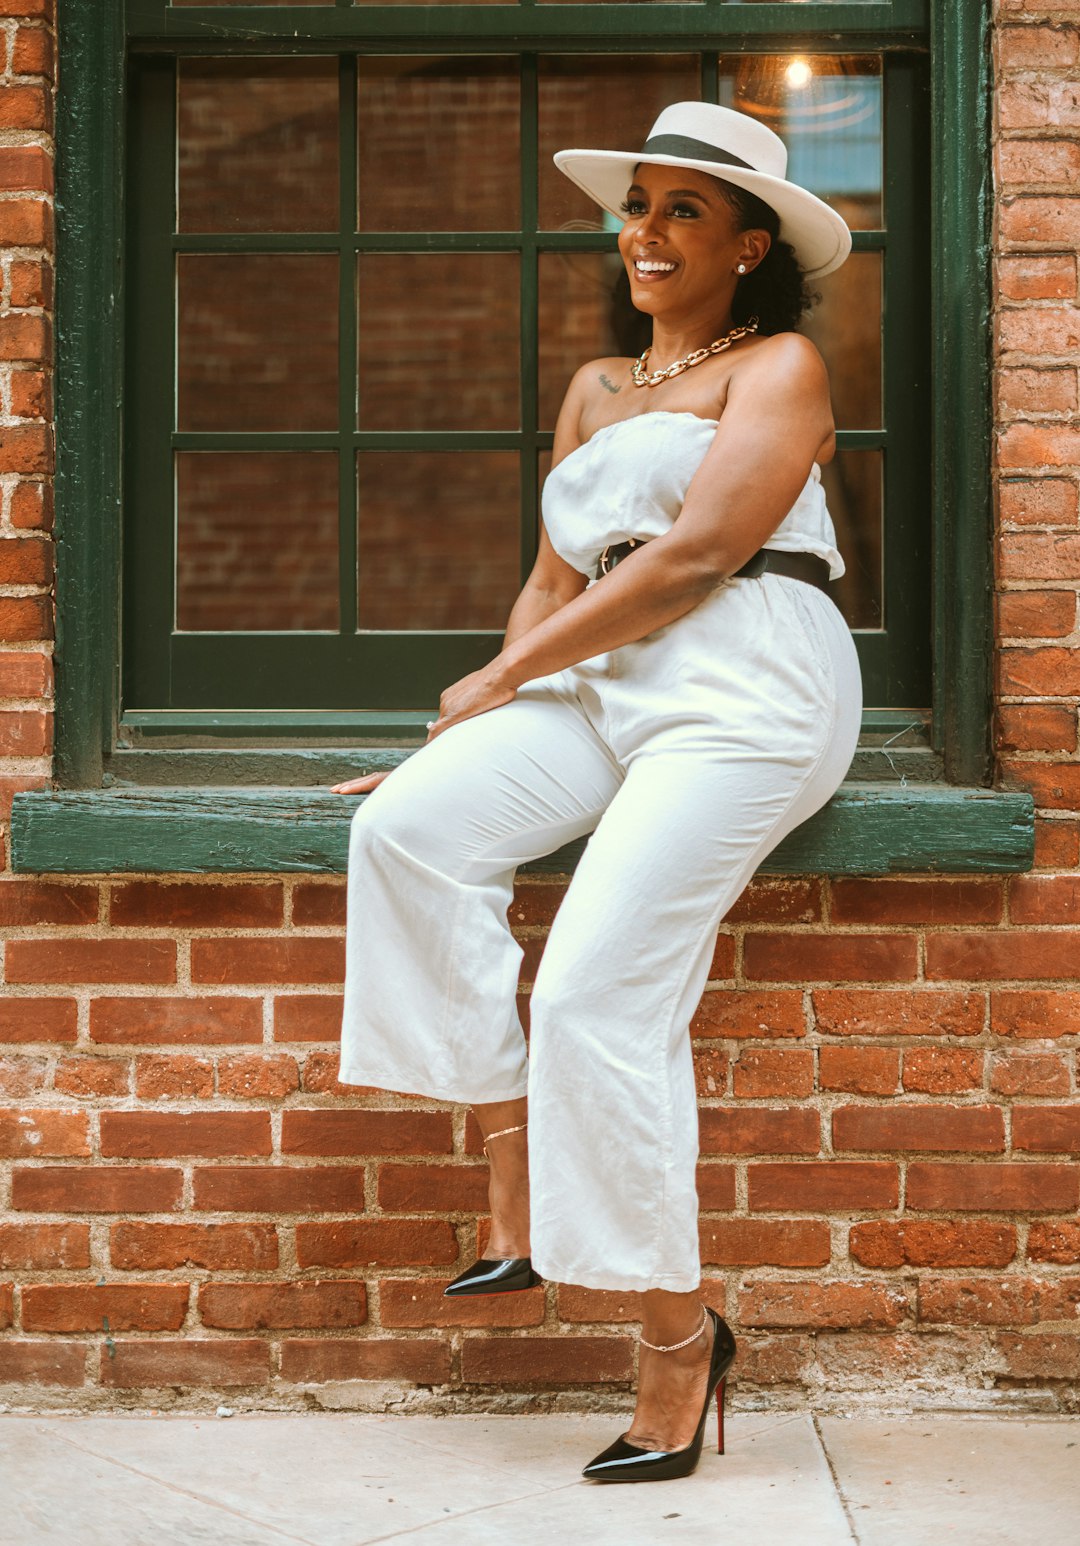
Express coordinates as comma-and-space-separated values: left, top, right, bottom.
631, 316, 760, 389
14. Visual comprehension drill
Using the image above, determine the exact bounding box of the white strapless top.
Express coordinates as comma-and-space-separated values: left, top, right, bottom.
541, 410, 846, 582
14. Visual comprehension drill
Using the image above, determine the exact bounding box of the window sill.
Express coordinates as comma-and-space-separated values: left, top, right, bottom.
9, 782, 1035, 876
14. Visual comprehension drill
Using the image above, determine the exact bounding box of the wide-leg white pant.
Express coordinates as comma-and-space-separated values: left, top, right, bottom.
339, 570, 863, 1292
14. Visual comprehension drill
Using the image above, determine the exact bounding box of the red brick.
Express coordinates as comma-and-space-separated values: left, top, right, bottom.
133, 1054, 213, 1100
291, 881, 347, 927
0, 1108, 89, 1157
819, 1046, 899, 1095
6, 938, 176, 985
273, 994, 344, 1043
997, 366, 1078, 422
747, 1161, 899, 1212
90, 996, 261, 1045
8, 257, 51, 309
508, 880, 568, 928
731, 1048, 814, 1098
739, 1279, 908, 1330
198, 1280, 366, 1330
993, 1331, 1080, 1380
11, 1166, 183, 1214
698, 1219, 831, 1268
100, 1111, 271, 1159
296, 1219, 459, 1269
0, 315, 47, 363
0, 1342, 85, 1386
193, 1166, 365, 1213
217, 1053, 298, 1099
902, 1048, 985, 1093
708, 933, 736, 979
0, 594, 51, 639
9, 366, 50, 419
1001, 196, 1080, 247
461, 1336, 633, 1385
744, 933, 918, 982
832, 1104, 1003, 1153
725, 878, 823, 925
998, 140, 1080, 186
849, 1220, 1017, 1269
0, 650, 51, 700
0, 197, 50, 246
101, 1340, 270, 1390
996, 704, 1077, 751
300, 1050, 357, 1095
0, 997, 76, 1044
1012, 1104, 1080, 1151
53, 1057, 129, 1098
999, 645, 1080, 696
989, 1051, 1070, 1095
1000, 533, 1080, 584
11, 22, 53, 78
691, 989, 806, 1039
830, 878, 1003, 926
997, 254, 1077, 301
8, 478, 50, 528
1034, 816, 1080, 867
377, 1163, 488, 1214
926, 931, 1080, 981
0, 1222, 89, 1270
991, 988, 1080, 1037
22, 1283, 189, 1333
1010, 873, 1080, 922
281, 1109, 453, 1158
693, 1044, 729, 1097
694, 1164, 737, 1210
1028, 1219, 1080, 1263
109, 881, 284, 928
381, 1278, 543, 1329
999, 22, 1080, 68
110, 1222, 279, 1272
813, 989, 984, 1038
999, 420, 1080, 466
906, 1162, 1078, 1212
0, 707, 49, 755
279, 1338, 452, 1385
0, 84, 50, 131
917, 1276, 1056, 1327
0, 1055, 45, 1097
191, 937, 343, 985
699, 1106, 819, 1155
998, 476, 1079, 526
0, 535, 50, 584
1001, 759, 1080, 811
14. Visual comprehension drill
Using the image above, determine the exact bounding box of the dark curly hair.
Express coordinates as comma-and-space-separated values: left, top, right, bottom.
610, 173, 819, 354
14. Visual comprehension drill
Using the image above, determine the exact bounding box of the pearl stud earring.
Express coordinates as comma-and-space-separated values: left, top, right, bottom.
737, 263, 747, 274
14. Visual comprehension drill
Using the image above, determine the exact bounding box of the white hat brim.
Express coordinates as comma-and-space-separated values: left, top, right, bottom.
552, 148, 852, 280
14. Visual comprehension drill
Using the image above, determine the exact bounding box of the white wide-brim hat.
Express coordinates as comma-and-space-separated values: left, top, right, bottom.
553, 101, 852, 280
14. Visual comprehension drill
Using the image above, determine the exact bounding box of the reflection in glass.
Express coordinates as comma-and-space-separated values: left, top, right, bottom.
718, 55, 883, 230
358, 453, 520, 630
801, 251, 882, 430
178, 58, 338, 233
538, 56, 699, 231
176, 453, 339, 632
538, 251, 647, 431
357, 253, 520, 431
358, 57, 520, 230
177, 255, 339, 432
819, 449, 882, 631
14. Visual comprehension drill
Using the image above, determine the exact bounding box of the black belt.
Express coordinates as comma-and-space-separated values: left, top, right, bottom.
594, 538, 832, 593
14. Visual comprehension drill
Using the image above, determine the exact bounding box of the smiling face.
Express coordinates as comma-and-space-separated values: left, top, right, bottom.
615, 162, 771, 325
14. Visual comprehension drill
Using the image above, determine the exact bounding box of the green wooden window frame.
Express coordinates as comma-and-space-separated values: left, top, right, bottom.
10, 0, 1034, 875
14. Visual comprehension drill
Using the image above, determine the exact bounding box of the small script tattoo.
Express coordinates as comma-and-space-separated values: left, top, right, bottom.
598, 372, 621, 395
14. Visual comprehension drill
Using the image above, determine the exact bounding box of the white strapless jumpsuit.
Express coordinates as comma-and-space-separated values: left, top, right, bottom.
339, 411, 863, 1293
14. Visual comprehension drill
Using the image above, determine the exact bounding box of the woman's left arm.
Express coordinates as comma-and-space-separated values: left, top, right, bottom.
431, 334, 833, 734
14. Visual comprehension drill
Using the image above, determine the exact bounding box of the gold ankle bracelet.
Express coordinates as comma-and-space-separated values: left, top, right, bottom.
639, 1302, 709, 1352
482, 1120, 527, 1157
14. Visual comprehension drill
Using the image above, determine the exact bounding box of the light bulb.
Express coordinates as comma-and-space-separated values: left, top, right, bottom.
785, 58, 813, 89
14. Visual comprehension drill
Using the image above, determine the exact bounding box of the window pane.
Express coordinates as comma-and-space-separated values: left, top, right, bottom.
538, 56, 700, 231
358, 57, 520, 231
357, 453, 520, 630
538, 251, 648, 431
357, 254, 519, 431
820, 449, 882, 631
176, 453, 339, 632
801, 250, 882, 431
719, 55, 883, 230
178, 58, 338, 233
177, 255, 339, 433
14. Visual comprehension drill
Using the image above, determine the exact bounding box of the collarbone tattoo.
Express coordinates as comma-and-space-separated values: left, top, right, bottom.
598, 372, 621, 395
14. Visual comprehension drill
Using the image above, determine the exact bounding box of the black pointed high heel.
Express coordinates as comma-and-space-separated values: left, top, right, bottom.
581, 1304, 736, 1482
443, 1119, 544, 1297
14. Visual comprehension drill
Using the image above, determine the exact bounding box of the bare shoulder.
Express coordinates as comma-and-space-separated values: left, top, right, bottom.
726, 331, 834, 460
732, 330, 828, 392
553, 356, 634, 458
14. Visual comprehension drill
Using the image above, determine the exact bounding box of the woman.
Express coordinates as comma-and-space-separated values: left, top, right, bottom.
330, 101, 862, 1483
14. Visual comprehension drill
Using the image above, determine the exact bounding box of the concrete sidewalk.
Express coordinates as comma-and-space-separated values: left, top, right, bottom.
2, 1410, 1078, 1545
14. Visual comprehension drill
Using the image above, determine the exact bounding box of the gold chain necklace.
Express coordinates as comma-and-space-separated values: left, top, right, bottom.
631, 316, 760, 389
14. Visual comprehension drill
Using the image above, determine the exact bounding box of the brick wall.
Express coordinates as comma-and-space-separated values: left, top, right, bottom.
0, 0, 1078, 1412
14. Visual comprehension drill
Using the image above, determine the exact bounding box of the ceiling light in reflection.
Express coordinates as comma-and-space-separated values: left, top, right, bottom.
785, 58, 814, 89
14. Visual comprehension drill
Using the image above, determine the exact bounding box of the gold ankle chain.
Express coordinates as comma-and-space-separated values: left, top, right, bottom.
482, 1120, 527, 1157
640, 1302, 709, 1352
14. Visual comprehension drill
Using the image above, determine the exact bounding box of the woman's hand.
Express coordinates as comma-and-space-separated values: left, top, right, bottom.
328, 664, 516, 796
